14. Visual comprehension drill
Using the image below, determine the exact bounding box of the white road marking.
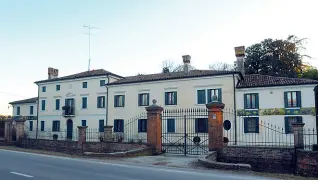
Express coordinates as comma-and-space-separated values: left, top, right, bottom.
10, 172, 34, 178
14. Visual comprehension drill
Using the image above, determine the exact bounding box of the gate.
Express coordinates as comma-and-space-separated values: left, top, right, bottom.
161, 108, 209, 155
0, 121, 5, 138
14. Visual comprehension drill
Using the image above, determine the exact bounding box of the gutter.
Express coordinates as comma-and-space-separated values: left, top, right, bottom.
35, 83, 40, 139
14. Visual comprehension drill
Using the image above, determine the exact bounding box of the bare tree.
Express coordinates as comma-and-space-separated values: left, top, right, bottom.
161, 60, 176, 73
209, 62, 234, 71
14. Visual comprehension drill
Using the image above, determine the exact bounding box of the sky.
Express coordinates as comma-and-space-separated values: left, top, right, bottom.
0, 0, 317, 115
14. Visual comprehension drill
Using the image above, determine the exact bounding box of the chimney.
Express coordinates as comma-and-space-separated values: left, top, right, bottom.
234, 46, 245, 76
182, 55, 191, 74
48, 67, 59, 79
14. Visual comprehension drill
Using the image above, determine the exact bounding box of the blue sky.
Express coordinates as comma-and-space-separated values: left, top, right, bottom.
0, 0, 317, 114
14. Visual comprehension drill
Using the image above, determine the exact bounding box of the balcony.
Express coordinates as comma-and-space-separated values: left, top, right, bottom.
62, 106, 75, 117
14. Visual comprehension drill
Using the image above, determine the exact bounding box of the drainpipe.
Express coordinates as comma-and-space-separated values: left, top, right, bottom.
106, 76, 110, 126
232, 74, 237, 145
36, 84, 40, 140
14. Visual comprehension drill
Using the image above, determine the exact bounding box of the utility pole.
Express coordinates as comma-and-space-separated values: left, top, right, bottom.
83, 25, 99, 71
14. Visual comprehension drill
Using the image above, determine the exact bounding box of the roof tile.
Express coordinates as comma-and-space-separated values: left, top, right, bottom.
9, 97, 38, 105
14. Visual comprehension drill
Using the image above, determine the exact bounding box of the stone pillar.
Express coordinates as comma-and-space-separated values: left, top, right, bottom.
104, 126, 114, 142
77, 126, 88, 145
4, 120, 11, 142
4, 119, 26, 142
15, 120, 26, 141
145, 99, 163, 154
206, 95, 225, 151
293, 123, 305, 150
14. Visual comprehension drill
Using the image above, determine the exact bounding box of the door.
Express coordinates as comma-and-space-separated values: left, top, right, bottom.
65, 98, 74, 115
66, 119, 73, 140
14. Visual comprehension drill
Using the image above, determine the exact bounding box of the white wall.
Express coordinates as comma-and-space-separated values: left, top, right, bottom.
37, 75, 120, 138
12, 103, 37, 117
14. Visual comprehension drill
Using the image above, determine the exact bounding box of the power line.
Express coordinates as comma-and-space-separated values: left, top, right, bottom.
83, 25, 100, 71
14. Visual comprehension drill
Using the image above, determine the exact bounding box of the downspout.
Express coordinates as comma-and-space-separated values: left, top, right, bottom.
36, 84, 40, 140
106, 76, 110, 126
232, 74, 237, 145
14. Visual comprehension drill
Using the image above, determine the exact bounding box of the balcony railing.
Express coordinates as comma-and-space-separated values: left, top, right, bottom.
62, 106, 75, 116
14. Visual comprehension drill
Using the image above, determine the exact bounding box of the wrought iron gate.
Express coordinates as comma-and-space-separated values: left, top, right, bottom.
161, 108, 209, 155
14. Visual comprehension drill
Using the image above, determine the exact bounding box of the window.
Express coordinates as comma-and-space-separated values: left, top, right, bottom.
41, 121, 45, 131
97, 96, 105, 108
244, 117, 259, 133
82, 97, 88, 109
99, 120, 104, 132
42, 86, 46, 92
17, 107, 20, 115
56, 85, 60, 91
197, 90, 206, 104
114, 119, 124, 132
195, 118, 208, 133
41, 100, 46, 110
138, 119, 147, 132
285, 116, 302, 134
138, 93, 149, 106
114, 95, 125, 107
52, 121, 60, 132
207, 89, 222, 103
167, 119, 175, 133
284, 91, 301, 108
82, 120, 87, 126
30, 106, 34, 115
29, 121, 33, 131
165, 91, 177, 105
100, 80, 106, 87
55, 99, 60, 110
82, 82, 87, 88
244, 93, 259, 109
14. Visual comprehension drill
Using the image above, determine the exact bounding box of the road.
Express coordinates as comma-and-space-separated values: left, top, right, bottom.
0, 149, 277, 180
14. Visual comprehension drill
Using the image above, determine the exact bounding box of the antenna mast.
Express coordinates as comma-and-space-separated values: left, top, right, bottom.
83, 25, 99, 71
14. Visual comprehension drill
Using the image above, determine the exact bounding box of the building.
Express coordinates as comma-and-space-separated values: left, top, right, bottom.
33, 68, 122, 140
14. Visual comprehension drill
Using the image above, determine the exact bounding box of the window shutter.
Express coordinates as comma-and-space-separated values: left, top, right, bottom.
147, 93, 150, 106
197, 90, 200, 104
171, 119, 175, 132
114, 120, 118, 132
244, 94, 247, 109
284, 92, 288, 108
120, 120, 124, 132
97, 97, 100, 108
197, 90, 206, 104
217, 88, 222, 103
138, 119, 141, 132
144, 119, 147, 132
255, 118, 259, 133
122, 95, 125, 107
255, 94, 259, 109
205, 118, 208, 133
207, 90, 211, 103
174, 92, 177, 105
114, 96, 117, 107
102, 96, 106, 107
297, 116, 303, 123
195, 119, 198, 133
296, 91, 302, 107
165, 92, 168, 105
284, 117, 289, 134
244, 118, 248, 133
138, 94, 141, 106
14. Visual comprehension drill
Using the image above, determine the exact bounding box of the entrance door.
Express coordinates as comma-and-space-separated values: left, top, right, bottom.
66, 119, 73, 140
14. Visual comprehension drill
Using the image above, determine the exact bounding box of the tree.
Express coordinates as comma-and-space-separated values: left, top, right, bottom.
209, 62, 234, 71
299, 63, 318, 80
244, 35, 310, 78
161, 60, 196, 73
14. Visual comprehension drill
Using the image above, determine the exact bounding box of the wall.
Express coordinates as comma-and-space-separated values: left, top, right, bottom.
296, 150, 318, 177
37, 75, 120, 134
218, 146, 295, 173
108, 74, 237, 137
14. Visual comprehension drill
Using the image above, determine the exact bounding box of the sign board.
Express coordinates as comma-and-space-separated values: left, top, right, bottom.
234, 46, 245, 57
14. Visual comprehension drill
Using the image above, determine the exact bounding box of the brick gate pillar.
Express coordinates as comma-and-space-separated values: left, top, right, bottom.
77, 126, 88, 145
104, 125, 114, 142
145, 99, 163, 154
292, 123, 305, 150
206, 95, 225, 151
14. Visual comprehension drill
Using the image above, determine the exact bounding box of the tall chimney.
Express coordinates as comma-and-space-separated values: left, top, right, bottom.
182, 55, 191, 74
234, 46, 245, 76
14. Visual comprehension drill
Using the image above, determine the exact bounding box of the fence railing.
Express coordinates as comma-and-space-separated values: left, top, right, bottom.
302, 128, 317, 150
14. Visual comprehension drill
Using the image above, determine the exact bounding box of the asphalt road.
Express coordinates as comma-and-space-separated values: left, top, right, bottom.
0, 149, 277, 180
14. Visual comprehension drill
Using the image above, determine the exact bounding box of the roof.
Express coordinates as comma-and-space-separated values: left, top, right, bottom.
237, 74, 318, 88
34, 69, 123, 84
9, 97, 38, 105
107, 70, 241, 85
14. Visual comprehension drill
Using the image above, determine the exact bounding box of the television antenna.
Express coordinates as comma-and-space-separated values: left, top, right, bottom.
83, 25, 99, 71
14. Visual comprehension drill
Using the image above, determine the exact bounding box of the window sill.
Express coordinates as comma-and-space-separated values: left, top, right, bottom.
244, 109, 259, 110
165, 104, 177, 106
97, 107, 106, 109
195, 104, 206, 106
285, 107, 301, 109
114, 107, 125, 108
138, 105, 149, 107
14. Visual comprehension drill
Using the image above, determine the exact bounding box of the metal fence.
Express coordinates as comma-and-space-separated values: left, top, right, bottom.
303, 128, 317, 150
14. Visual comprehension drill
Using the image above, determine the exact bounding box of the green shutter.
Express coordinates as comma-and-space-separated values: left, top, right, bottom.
255, 118, 259, 133
147, 93, 150, 106
165, 92, 168, 105
244, 118, 248, 133
114, 96, 117, 107
173, 92, 177, 105
122, 95, 125, 107
255, 93, 259, 109
138, 94, 141, 106
284, 92, 288, 108
197, 90, 206, 104
296, 91, 301, 107
297, 116, 303, 123
284, 116, 289, 134
244, 94, 247, 109
97, 97, 100, 108
207, 90, 211, 103
138, 119, 141, 132
217, 88, 222, 103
